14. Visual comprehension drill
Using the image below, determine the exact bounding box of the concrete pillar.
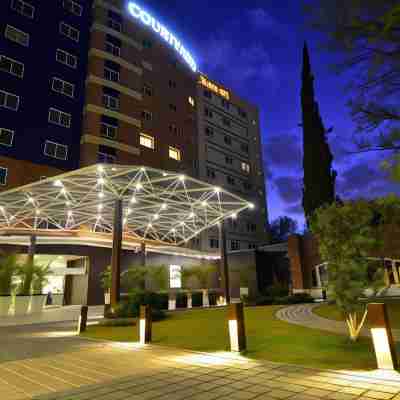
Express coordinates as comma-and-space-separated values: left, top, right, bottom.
219, 221, 230, 304
392, 261, 399, 284
168, 292, 176, 310
315, 265, 322, 288
110, 199, 123, 307
187, 292, 192, 309
28, 235, 36, 264
140, 241, 146, 267
202, 289, 210, 308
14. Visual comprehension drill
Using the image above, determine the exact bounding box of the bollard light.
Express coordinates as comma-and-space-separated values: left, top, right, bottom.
139, 305, 152, 345
77, 305, 88, 334
228, 302, 246, 352
368, 303, 398, 370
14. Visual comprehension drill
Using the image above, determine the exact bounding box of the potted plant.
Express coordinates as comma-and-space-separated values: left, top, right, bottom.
0, 254, 18, 317
15, 259, 36, 316
30, 264, 50, 313
100, 265, 112, 305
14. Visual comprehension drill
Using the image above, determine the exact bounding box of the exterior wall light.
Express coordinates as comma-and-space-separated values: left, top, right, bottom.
368, 303, 398, 370
228, 302, 246, 352
139, 305, 152, 344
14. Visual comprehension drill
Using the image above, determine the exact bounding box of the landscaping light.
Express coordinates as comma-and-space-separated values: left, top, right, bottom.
228, 303, 246, 353
139, 305, 152, 345
368, 303, 398, 370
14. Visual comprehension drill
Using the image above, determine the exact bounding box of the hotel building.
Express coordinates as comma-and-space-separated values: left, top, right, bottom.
0, 0, 268, 304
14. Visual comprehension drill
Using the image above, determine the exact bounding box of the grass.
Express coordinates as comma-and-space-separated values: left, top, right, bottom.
82, 306, 381, 371
314, 301, 400, 329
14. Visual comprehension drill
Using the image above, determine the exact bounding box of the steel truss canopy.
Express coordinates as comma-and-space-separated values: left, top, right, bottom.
0, 165, 254, 246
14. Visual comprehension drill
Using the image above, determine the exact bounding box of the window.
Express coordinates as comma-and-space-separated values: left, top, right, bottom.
44, 140, 68, 160
221, 99, 230, 110
207, 168, 216, 179
140, 133, 154, 149
48, 108, 71, 128
247, 222, 257, 233
142, 110, 152, 121
11, 0, 34, 19
205, 126, 214, 137
241, 143, 249, 153
225, 156, 233, 165
204, 108, 213, 118
0, 89, 19, 111
230, 240, 240, 251
56, 49, 77, 68
169, 146, 181, 161
0, 55, 24, 78
168, 80, 177, 89
142, 39, 152, 49
243, 182, 252, 191
52, 77, 75, 98
105, 41, 121, 57
142, 84, 153, 96
169, 124, 178, 135
209, 238, 219, 249
188, 96, 195, 107
0, 128, 14, 147
63, 0, 83, 16
102, 88, 120, 111
227, 176, 235, 185
204, 90, 212, 99
0, 167, 7, 186
5, 25, 29, 47
224, 136, 232, 145
241, 162, 250, 174
104, 61, 120, 82
169, 265, 181, 289
248, 243, 257, 250
59, 22, 80, 42
98, 151, 116, 164
222, 117, 231, 127
101, 122, 117, 139
169, 104, 177, 112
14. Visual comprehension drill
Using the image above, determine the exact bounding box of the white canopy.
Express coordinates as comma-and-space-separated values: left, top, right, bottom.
0, 164, 253, 246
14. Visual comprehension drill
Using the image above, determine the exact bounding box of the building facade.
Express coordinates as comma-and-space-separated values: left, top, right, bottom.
0, 0, 268, 252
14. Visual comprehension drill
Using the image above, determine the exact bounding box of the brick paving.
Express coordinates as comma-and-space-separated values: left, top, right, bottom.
1, 321, 400, 399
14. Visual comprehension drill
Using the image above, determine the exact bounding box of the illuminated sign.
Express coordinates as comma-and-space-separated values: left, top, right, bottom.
127, 2, 197, 73
199, 75, 230, 100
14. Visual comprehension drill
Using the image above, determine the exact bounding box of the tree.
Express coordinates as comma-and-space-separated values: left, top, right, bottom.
269, 216, 299, 243
301, 43, 337, 224
304, 1, 400, 178
311, 197, 400, 341
147, 265, 168, 291
190, 264, 217, 289
0, 254, 18, 295
32, 263, 51, 294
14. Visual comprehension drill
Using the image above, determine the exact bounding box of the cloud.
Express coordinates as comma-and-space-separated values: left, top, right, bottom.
274, 175, 302, 204
284, 202, 304, 216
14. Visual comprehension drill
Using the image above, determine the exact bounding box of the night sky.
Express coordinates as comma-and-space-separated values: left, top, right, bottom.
139, 0, 399, 228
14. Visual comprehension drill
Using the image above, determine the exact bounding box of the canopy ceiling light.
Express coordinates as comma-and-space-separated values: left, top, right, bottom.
0, 165, 253, 246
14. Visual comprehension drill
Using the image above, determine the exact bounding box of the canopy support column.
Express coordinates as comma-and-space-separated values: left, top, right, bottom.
219, 221, 230, 305
111, 199, 123, 307
28, 235, 36, 264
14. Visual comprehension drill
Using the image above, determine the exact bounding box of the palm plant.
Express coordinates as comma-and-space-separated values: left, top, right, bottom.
17, 259, 36, 296
0, 254, 18, 295
32, 263, 51, 294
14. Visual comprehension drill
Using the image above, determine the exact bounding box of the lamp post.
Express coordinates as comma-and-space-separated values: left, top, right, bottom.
139, 305, 152, 344
219, 221, 230, 305
368, 303, 398, 370
228, 302, 246, 352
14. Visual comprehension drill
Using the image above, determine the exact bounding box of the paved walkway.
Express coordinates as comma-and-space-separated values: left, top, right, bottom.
276, 304, 400, 340
2, 321, 400, 399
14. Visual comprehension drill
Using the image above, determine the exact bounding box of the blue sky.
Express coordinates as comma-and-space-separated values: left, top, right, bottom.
138, 0, 399, 227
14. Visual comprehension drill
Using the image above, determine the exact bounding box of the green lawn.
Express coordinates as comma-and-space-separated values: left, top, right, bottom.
314, 302, 400, 329
82, 306, 381, 371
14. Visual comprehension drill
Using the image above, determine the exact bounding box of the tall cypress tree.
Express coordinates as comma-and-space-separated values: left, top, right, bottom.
301, 42, 336, 224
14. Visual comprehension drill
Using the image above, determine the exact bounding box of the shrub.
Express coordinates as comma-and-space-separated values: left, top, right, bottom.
273, 294, 314, 305
112, 290, 167, 320
263, 284, 289, 298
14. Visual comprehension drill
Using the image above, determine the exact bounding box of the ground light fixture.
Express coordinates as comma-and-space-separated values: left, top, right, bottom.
368, 303, 398, 370
139, 305, 152, 344
228, 302, 246, 352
